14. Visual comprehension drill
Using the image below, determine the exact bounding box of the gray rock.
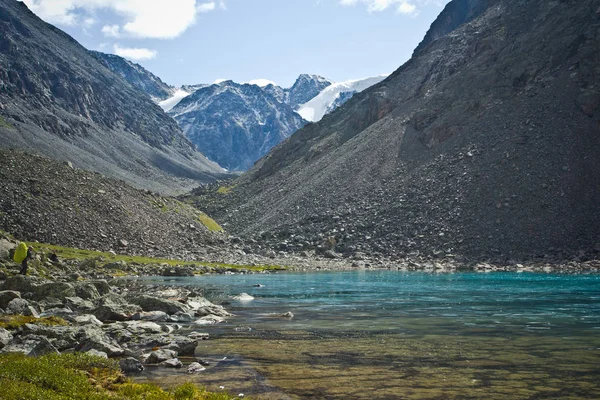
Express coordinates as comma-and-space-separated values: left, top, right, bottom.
0, 290, 21, 309
119, 357, 144, 373
93, 293, 142, 322
39, 307, 73, 318
113, 321, 164, 335
89, 280, 111, 296
0, 328, 12, 349
161, 267, 194, 277
188, 332, 209, 340
161, 358, 183, 368
75, 283, 101, 300
232, 293, 254, 301
131, 311, 169, 321
127, 295, 188, 315
76, 327, 124, 357
73, 314, 103, 327
86, 349, 108, 359
145, 349, 177, 364
187, 362, 206, 373
193, 315, 226, 325
167, 311, 195, 322
1, 335, 59, 356
6, 298, 39, 317
33, 282, 76, 301
0, 239, 15, 260
162, 337, 197, 356
65, 296, 95, 312
324, 250, 342, 259
1, 275, 38, 293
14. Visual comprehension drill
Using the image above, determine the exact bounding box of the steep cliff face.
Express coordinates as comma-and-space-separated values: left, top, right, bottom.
208, 0, 600, 261
89, 51, 175, 101
0, 0, 226, 194
170, 81, 306, 171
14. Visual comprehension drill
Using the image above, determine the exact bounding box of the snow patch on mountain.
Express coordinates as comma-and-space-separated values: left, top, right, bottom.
159, 89, 191, 112
297, 75, 388, 122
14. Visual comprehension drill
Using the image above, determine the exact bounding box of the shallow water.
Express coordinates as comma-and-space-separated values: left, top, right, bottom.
134, 271, 600, 399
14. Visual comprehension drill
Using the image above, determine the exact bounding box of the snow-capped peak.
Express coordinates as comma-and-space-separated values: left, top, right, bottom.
297, 74, 388, 122
159, 89, 192, 112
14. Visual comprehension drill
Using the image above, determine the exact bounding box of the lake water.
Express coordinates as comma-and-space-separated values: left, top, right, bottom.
135, 271, 600, 399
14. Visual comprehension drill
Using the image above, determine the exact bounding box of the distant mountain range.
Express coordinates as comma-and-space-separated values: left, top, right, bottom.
0, 0, 226, 195
94, 54, 385, 171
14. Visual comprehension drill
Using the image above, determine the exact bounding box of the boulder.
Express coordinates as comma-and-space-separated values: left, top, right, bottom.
162, 336, 197, 356
86, 349, 108, 359
145, 349, 177, 364
0, 290, 21, 309
131, 311, 169, 322
113, 321, 164, 335
194, 315, 226, 325
93, 293, 141, 322
187, 362, 206, 374
76, 327, 124, 357
127, 295, 188, 315
1, 335, 59, 356
232, 293, 254, 301
167, 311, 195, 322
1, 275, 38, 293
0, 327, 12, 349
65, 296, 95, 312
119, 357, 144, 373
75, 283, 101, 300
6, 298, 39, 317
33, 282, 76, 301
161, 267, 194, 277
161, 358, 183, 368
39, 307, 73, 319
0, 239, 15, 261
73, 314, 103, 327
89, 280, 111, 296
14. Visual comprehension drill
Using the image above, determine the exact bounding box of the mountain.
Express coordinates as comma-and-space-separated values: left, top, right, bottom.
89, 51, 175, 102
286, 74, 332, 109
297, 75, 388, 122
202, 0, 600, 261
0, 0, 226, 195
169, 81, 306, 171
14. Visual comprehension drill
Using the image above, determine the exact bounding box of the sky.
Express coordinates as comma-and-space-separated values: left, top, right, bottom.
21, 0, 451, 88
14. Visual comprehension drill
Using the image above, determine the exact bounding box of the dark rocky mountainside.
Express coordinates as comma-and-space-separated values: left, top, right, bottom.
201, 0, 600, 262
0, 150, 226, 259
89, 51, 175, 102
0, 0, 227, 195
170, 81, 306, 171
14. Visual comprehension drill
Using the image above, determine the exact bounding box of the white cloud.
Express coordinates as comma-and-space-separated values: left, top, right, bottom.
197, 2, 216, 13
214, 78, 228, 84
113, 44, 157, 61
21, 0, 221, 39
101, 24, 120, 38
338, 0, 421, 15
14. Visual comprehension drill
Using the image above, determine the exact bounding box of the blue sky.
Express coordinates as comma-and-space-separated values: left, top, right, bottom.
22, 0, 451, 88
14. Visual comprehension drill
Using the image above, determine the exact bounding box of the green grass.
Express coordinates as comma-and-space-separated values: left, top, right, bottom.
198, 213, 224, 232
216, 185, 235, 195
0, 116, 13, 129
0, 315, 68, 330
0, 353, 239, 400
26, 241, 285, 272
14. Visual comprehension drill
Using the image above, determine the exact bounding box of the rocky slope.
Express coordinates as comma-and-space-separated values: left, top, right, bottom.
0, 150, 228, 259
202, 0, 600, 262
0, 0, 227, 195
170, 81, 306, 171
89, 51, 175, 102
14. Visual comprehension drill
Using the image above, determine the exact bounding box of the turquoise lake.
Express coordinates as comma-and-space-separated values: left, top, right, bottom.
136, 271, 600, 399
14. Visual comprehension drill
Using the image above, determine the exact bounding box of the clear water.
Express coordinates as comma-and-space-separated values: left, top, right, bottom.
135, 271, 600, 399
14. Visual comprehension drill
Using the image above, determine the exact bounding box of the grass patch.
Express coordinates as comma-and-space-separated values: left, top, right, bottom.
0, 116, 13, 129
0, 315, 68, 330
198, 213, 224, 232
26, 241, 285, 272
0, 353, 238, 400
216, 185, 235, 195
